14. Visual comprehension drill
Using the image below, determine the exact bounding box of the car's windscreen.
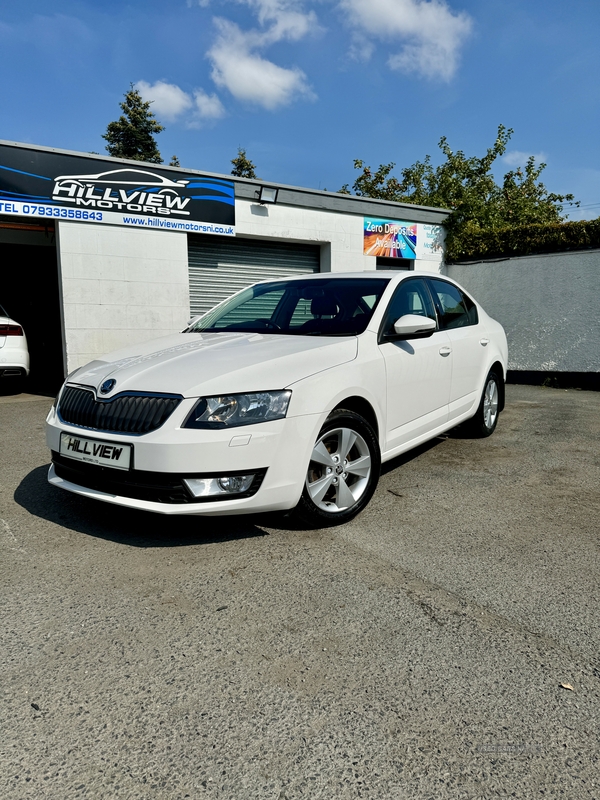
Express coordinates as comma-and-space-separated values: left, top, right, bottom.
0, 303, 8, 318
187, 278, 390, 336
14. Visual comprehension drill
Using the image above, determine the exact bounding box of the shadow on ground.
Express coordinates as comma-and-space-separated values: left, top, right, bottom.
15, 429, 470, 545
15, 466, 277, 547
380, 434, 448, 476
0, 377, 59, 398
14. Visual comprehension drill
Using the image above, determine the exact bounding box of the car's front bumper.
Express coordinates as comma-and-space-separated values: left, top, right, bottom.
46, 403, 322, 516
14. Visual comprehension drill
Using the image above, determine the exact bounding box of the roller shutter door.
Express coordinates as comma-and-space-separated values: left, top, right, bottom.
188, 235, 320, 316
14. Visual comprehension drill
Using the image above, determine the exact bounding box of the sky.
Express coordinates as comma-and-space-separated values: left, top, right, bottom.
0, 0, 599, 220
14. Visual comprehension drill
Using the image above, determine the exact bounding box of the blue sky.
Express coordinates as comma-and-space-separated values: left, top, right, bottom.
1, 0, 598, 219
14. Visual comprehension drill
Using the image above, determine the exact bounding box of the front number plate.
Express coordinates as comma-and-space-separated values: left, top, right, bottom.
60, 432, 132, 471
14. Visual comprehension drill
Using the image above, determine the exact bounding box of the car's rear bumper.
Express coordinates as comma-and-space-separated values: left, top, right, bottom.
0, 366, 28, 378
0, 338, 30, 377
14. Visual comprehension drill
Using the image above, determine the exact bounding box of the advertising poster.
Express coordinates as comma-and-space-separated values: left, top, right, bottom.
0, 143, 235, 235
364, 217, 417, 259
364, 217, 445, 261
416, 223, 445, 260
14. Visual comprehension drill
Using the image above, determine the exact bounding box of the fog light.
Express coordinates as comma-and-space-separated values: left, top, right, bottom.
183, 474, 256, 499
217, 475, 254, 493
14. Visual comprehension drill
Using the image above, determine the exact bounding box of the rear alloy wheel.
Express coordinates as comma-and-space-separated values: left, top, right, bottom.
465, 371, 501, 437
294, 409, 381, 527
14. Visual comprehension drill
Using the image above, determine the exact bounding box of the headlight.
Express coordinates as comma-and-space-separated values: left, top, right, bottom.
183, 390, 292, 429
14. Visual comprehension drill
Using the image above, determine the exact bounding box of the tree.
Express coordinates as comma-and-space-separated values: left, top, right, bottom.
231, 147, 257, 179
342, 125, 577, 260
169, 155, 181, 167
102, 85, 164, 163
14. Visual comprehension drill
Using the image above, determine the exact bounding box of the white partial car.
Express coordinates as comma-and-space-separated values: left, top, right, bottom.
0, 303, 30, 380
46, 272, 508, 526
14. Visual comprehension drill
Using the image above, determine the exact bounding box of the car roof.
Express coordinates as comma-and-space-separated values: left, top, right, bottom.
253, 270, 449, 283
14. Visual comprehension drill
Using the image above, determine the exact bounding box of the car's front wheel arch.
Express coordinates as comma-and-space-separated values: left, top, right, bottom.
331, 395, 379, 440
489, 360, 506, 412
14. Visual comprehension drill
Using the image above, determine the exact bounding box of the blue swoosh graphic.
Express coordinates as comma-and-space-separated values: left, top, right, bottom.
186, 181, 234, 193
0, 190, 54, 200
0, 164, 53, 181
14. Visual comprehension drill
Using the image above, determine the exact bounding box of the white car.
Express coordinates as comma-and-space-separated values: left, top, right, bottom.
46, 272, 508, 526
0, 304, 30, 380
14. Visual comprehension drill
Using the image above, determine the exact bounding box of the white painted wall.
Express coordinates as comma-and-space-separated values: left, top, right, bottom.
57, 222, 190, 371
446, 249, 600, 373
56, 202, 444, 372
235, 199, 444, 273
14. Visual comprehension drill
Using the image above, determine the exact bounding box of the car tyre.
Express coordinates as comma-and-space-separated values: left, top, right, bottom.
464, 370, 501, 438
293, 409, 381, 527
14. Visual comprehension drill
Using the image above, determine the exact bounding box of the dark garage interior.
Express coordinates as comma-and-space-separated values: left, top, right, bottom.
1, 219, 64, 394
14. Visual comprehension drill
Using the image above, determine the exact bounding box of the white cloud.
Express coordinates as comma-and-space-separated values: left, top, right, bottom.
244, 0, 317, 42
142, 2, 317, 117
135, 80, 193, 121
193, 88, 226, 119
207, 16, 314, 109
136, 80, 226, 127
340, 0, 473, 81
503, 150, 547, 168
347, 35, 374, 63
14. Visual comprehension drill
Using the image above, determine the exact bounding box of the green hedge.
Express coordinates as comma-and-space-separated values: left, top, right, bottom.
448, 218, 600, 262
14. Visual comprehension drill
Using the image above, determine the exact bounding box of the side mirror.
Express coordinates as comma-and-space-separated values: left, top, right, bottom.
392, 314, 436, 339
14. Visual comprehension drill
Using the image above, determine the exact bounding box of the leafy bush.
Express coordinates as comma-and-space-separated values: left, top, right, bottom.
449, 218, 600, 262
342, 125, 582, 264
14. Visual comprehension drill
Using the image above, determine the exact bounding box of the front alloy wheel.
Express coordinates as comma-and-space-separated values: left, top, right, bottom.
294, 409, 381, 527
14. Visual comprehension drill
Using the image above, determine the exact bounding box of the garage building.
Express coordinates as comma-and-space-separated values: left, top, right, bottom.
0, 140, 449, 390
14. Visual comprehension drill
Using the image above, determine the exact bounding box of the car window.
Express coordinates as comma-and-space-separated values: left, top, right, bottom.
428, 279, 478, 329
205, 290, 286, 330
289, 298, 316, 327
380, 279, 436, 336
189, 277, 390, 336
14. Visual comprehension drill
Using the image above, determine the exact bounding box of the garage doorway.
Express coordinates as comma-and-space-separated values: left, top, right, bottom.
0, 218, 64, 393
188, 235, 321, 317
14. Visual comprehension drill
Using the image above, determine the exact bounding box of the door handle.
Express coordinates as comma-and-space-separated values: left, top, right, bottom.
439, 346, 452, 357
479, 338, 490, 346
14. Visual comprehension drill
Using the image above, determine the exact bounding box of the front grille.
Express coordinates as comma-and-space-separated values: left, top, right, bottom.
58, 385, 182, 435
52, 452, 266, 505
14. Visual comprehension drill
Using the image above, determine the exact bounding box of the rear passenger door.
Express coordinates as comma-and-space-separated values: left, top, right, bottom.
426, 278, 489, 422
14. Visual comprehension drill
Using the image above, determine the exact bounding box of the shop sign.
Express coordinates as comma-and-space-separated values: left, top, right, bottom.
364, 217, 444, 261
0, 143, 235, 235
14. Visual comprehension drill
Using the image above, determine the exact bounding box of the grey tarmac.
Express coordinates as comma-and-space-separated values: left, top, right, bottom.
1, 384, 599, 800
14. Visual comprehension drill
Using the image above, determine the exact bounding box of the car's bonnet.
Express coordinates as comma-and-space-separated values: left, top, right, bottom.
69, 332, 359, 397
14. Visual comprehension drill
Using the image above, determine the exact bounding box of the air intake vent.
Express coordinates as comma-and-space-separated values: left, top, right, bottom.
58, 386, 182, 435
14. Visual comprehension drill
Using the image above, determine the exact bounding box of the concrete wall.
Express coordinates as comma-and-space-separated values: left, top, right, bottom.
446, 249, 600, 373
57, 222, 189, 372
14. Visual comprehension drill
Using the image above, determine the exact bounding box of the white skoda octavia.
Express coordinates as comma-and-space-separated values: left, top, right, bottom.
46, 272, 508, 526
